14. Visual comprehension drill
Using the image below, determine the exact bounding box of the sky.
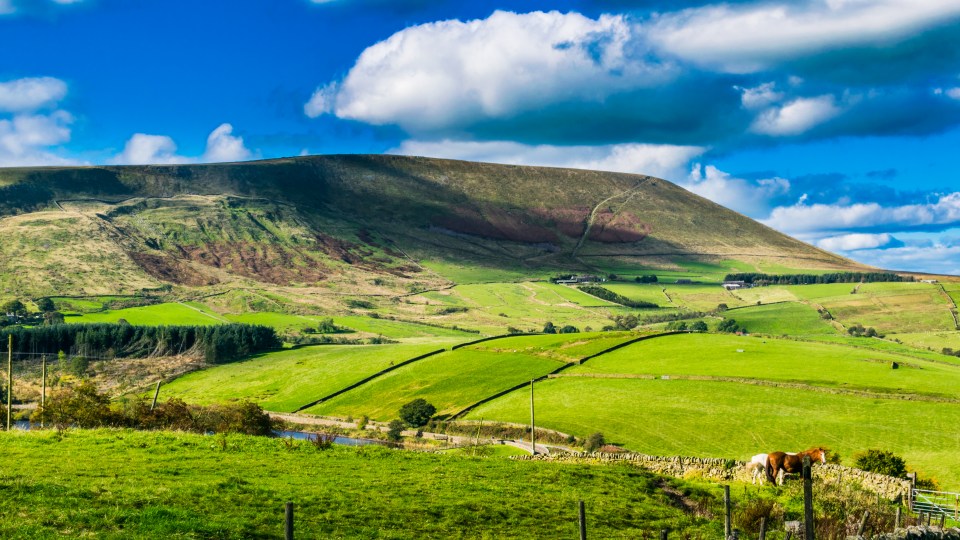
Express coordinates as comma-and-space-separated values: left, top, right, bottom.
3, 0, 960, 274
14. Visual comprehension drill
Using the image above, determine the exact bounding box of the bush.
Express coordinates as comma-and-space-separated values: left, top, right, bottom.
542, 321, 557, 334
853, 449, 907, 478
717, 319, 745, 333
584, 432, 605, 452
558, 325, 579, 334
357, 415, 369, 430
690, 320, 708, 332
398, 399, 436, 428
386, 419, 405, 441
34, 382, 119, 429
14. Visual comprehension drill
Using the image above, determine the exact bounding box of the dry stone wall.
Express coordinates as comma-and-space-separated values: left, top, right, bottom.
513, 453, 912, 500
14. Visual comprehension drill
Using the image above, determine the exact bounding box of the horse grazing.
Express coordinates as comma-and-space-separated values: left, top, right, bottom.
766, 447, 826, 485
746, 453, 768, 485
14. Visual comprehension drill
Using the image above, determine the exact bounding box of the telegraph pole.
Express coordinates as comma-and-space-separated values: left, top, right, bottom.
530, 379, 536, 455
41, 355, 46, 428
7, 335, 12, 431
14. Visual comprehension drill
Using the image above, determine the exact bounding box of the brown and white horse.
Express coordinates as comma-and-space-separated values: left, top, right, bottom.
766, 447, 826, 485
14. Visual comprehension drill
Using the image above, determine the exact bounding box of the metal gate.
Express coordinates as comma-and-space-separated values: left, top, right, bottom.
912, 489, 960, 524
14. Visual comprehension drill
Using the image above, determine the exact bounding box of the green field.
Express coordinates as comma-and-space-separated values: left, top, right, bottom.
305, 348, 563, 419
466, 377, 960, 488
161, 344, 441, 412
65, 302, 223, 326
0, 429, 726, 538
469, 331, 640, 361
723, 302, 837, 336
568, 333, 960, 398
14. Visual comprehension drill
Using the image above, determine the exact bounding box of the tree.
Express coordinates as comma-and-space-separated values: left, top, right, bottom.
691, 321, 708, 333
542, 321, 557, 334
853, 449, 907, 478
36, 298, 55, 312
717, 319, 744, 333
398, 398, 436, 428
716, 303, 729, 312
2, 299, 26, 317
43, 311, 65, 325
559, 325, 579, 334
584, 432, 605, 452
386, 419, 405, 442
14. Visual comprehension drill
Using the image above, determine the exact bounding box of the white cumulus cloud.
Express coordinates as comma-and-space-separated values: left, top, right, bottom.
389, 140, 704, 180
309, 10, 674, 132
0, 77, 67, 113
751, 95, 842, 136
646, 0, 960, 73
817, 233, 896, 251
764, 192, 960, 233
111, 123, 253, 165
683, 164, 791, 216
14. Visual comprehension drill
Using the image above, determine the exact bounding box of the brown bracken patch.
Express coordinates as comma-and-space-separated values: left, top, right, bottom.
127, 252, 219, 286
588, 211, 653, 243
434, 205, 559, 243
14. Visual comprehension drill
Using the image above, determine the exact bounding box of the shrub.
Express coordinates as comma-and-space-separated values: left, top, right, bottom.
357, 415, 369, 430
34, 381, 119, 429
386, 419, 405, 441
399, 399, 436, 428
36, 298, 55, 312
717, 319, 745, 333
559, 325, 579, 334
690, 321, 708, 332
584, 432, 605, 452
853, 449, 907, 478
542, 321, 557, 334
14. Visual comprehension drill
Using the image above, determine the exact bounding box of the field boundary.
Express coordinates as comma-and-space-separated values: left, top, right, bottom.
448, 331, 684, 419
451, 333, 542, 350
291, 348, 447, 413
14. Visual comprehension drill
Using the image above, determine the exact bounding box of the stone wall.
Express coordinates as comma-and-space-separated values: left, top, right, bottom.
850, 526, 960, 539
513, 453, 912, 500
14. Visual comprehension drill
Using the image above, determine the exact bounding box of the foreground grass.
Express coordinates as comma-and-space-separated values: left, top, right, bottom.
0, 429, 724, 539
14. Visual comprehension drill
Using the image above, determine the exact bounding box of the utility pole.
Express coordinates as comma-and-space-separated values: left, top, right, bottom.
41, 355, 46, 428
7, 334, 12, 431
530, 379, 536, 455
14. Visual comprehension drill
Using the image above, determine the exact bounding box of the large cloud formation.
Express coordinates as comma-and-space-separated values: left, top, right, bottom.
307, 5, 960, 146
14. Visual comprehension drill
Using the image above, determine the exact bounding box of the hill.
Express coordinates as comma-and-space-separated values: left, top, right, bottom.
0, 155, 862, 306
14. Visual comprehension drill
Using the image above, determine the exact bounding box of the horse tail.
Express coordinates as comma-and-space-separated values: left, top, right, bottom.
765, 457, 776, 484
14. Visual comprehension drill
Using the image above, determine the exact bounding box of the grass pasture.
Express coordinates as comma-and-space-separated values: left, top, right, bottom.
568, 333, 960, 399
0, 429, 725, 538
467, 377, 960, 489
161, 344, 441, 412
723, 302, 837, 336
305, 348, 563, 419
65, 302, 223, 326
469, 331, 641, 362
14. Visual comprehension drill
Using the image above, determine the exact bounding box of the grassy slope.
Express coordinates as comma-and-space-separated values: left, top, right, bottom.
568, 333, 960, 398
723, 303, 837, 336
466, 377, 960, 488
161, 344, 441, 412
305, 348, 562, 419
0, 429, 724, 539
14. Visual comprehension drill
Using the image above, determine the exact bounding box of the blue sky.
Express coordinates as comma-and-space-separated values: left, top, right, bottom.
3, 0, 960, 274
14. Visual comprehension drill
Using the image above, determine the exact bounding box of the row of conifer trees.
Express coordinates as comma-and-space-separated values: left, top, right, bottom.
0, 323, 280, 364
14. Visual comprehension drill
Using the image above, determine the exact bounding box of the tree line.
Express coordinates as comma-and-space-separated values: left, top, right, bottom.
578, 285, 658, 309
0, 323, 280, 364
723, 272, 912, 285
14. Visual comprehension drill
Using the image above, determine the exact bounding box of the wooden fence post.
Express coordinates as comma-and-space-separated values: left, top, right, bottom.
285, 502, 293, 540
895, 506, 901, 530
759, 517, 767, 540
803, 455, 815, 540
6, 334, 12, 431
659, 529, 668, 540
578, 500, 586, 540
724, 484, 732, 538
907, 472, 916, 511
151, 381, 161, 411
529, 380, 536, 455
857, 510, 870, 537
